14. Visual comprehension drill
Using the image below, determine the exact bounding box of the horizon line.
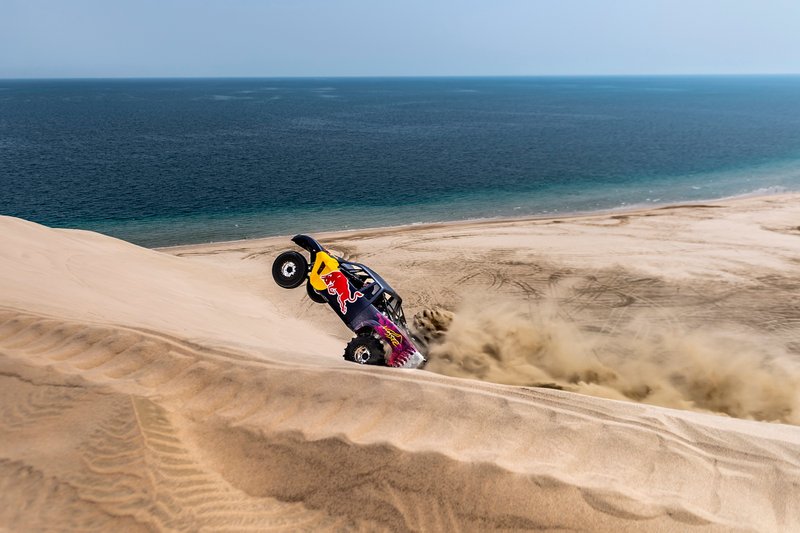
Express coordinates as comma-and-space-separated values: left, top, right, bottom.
2, 72, 800, 82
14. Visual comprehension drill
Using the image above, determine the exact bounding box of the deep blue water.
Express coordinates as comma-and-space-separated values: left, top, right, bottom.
2, 76, 800, 247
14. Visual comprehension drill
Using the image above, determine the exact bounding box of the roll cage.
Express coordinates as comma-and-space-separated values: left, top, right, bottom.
339, 262, 407, 326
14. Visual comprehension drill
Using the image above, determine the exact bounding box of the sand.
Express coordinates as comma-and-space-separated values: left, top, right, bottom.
2, 194, 800, 531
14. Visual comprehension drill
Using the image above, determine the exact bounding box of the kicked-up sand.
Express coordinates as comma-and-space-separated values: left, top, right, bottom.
1, 194, 800, 531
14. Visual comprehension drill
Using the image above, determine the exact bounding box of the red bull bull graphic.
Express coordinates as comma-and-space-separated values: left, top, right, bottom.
322, 270, 364, 314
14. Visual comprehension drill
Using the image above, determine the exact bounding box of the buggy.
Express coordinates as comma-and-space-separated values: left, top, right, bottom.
272, 235, 426, 369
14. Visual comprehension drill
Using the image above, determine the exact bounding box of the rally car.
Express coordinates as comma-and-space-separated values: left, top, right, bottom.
271, 235, 426, 369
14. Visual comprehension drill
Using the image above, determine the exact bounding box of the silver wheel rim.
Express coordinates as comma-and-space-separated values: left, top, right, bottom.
281, 261, 297, 278
354, 345, 371, 364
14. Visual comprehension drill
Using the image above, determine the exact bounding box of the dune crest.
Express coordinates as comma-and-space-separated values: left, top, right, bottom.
3, 200, 800, 531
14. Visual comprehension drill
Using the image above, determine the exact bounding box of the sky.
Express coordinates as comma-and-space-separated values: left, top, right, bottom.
2, 0, 799, 78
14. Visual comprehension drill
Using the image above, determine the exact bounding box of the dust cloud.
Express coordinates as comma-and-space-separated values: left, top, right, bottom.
421, 297, 800, 424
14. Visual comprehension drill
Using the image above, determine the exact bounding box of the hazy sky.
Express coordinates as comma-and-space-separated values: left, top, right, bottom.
2, 0, 799, 78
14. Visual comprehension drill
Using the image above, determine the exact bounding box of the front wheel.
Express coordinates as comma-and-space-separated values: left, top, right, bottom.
343, 333, 387, 365
272, 251, 308, 289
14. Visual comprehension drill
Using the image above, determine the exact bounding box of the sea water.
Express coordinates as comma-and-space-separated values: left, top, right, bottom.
2, 76, 800, 247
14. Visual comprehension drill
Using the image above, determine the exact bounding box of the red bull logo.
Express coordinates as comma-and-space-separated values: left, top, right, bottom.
322, 270, 363, 314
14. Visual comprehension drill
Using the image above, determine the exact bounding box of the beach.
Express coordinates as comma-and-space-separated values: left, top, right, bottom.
2, 193, 800, 531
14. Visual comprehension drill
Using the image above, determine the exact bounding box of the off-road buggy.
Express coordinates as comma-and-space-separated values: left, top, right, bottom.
272, 235, 426, 369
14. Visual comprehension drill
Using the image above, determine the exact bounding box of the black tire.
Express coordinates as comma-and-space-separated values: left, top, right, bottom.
272, 251, 308, 289
306, 281, 327, 303
343, 333, 387, 365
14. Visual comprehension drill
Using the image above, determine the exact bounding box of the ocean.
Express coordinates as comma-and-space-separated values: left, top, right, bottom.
2, 76, 800, 247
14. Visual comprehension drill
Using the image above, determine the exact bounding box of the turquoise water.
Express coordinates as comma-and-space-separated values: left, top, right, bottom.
2, 76, 800, 246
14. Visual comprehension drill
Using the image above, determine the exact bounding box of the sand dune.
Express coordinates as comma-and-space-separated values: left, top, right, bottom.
2, 196, 800, 531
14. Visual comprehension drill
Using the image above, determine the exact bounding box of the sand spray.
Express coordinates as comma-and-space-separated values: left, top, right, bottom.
418, 294, 800, 424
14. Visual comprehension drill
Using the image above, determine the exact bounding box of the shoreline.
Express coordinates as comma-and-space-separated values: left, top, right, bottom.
157, 190, 800, 253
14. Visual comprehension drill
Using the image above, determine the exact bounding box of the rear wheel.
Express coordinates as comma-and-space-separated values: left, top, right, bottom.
272, 251, 308, 289
306, 281, 327, 303
343, 333, 387, 365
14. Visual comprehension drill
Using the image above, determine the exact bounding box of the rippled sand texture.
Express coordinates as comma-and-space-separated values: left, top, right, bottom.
2, 195, 800, 532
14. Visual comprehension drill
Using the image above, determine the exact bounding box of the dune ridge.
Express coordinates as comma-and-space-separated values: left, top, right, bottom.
3, 307, 799, 531
2, 197, 800, 531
